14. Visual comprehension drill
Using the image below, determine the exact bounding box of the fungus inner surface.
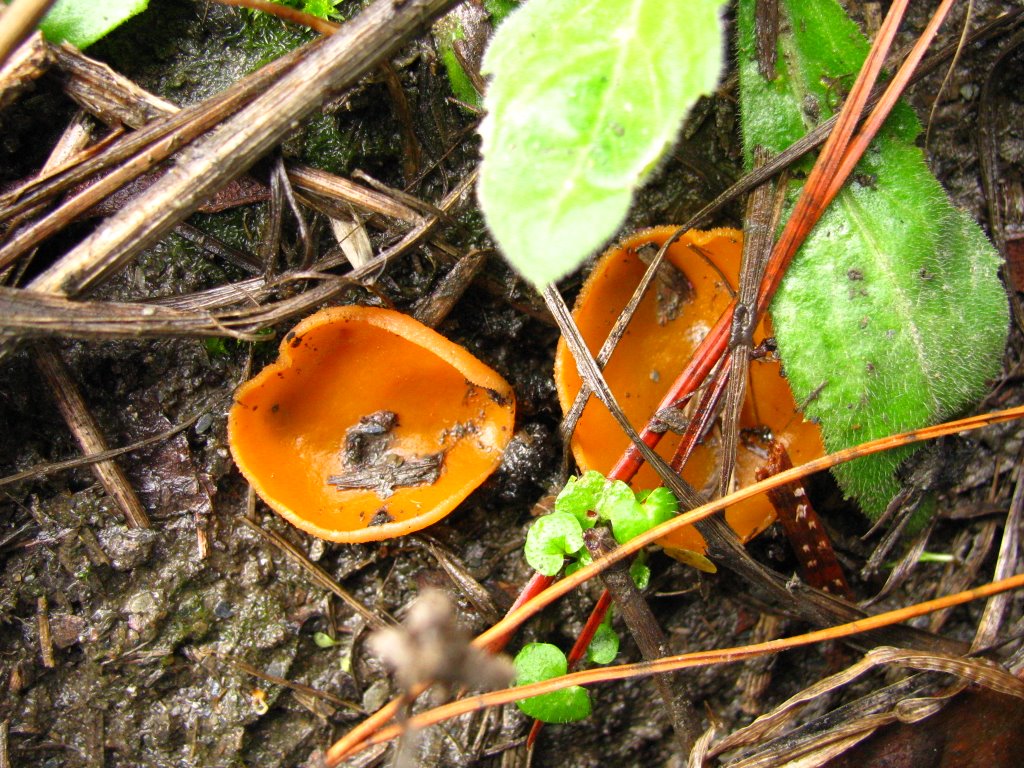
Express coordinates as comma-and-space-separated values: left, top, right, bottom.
555, 227, 824, 554
230, 307, 515, 542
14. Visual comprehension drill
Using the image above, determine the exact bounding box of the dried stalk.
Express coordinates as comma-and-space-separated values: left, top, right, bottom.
25, 0, 456, 299
34, 343, 150, 528
0, 0, 55, 67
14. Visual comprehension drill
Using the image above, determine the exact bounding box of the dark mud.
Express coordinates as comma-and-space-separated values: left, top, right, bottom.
0, 1, 1022, 766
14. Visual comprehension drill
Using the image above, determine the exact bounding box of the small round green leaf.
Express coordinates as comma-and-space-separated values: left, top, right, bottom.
629, 558, 651, 590
524, 512, 585, 576
313, 631, 338, 648
596, 480, 647, 544
514, 643, 592, 723
640, 486, 678, 528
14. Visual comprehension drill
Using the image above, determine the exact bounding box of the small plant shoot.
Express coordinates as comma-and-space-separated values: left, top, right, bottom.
514, 643, 591, 723
523, 512, 586, 576
554, 470, 605, 525
434, 0, 517, 108
478, 0, 727, 285
738, 0, 1009, 518
525, 472, 676, 575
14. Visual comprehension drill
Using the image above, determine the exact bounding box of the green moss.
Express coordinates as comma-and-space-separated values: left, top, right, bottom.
162, 590, 215, 646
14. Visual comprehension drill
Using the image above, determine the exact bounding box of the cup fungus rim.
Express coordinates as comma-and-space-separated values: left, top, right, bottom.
228, 305, 516, 543
553, 226, 824, 551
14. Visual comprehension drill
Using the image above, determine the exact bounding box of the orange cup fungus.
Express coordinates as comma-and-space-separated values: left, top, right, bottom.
554, 226, 825, 557
229, 306, 516, 543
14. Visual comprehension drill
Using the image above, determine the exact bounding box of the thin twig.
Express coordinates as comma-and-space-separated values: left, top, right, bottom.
336, 575, 1024, 760
972, 454, 1024, 651
0, 404, 203, 487
584, 526, 703, 752
717, 146, 779, 498
236, 516, 393, 631
22, 0, 456, 300
36, 595, 55, 668
34, 343, 150, 528
323, 403, 1024, 762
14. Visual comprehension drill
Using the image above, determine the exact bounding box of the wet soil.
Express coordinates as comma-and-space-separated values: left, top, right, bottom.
1, 1, 1023, 767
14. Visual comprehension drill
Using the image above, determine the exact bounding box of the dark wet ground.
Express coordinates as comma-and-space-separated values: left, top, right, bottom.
0, 1, 1023, 766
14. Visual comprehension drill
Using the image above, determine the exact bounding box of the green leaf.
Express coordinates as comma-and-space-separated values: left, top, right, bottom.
639, 486, 678, 527
436, 25, 482, 107
554, 470, 605, 527
482, 0, 517, 24
514, 643, 591, 723
312, 631, 338, 648
564, 547, 593, 576
595, 479, 647, 544
524, 512, 585, 576
478, 0, 727, 285
39, 0, 148, 49
738, 0, 1008, 518
586, 622, 619, 664
299, 0, 341, 20
629, 557, 650, 590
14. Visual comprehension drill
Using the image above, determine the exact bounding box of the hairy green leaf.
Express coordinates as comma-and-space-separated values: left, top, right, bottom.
514, 643, 591, 722
40, 0, 148, 49
524, 512, 585, 576
738, 0, 1008, 517
639, 486, 678, 526
478, 0, 726, 285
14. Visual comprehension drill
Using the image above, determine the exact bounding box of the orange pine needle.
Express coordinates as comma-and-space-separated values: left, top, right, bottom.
324, 403, 1024, 764
351, 570, 1024, 753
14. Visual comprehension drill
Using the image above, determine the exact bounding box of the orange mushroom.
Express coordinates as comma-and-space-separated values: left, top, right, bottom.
554, 226, 824, 556
229, 306, 516, 543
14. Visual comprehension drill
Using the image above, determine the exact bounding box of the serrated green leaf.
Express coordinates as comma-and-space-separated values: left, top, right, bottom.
514, 643, 591, 722
738, 0, 1008, 518
586, 622, 619, 664
554, 470, 605, 527
478, 0, 727, 285
39, 0, 148, 49
524, 512, 585, 575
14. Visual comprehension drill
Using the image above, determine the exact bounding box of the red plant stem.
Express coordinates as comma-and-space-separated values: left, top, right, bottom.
525, 588, 615, 747
481, 571, 554, 653
823, 0, 956, 206
756, 441, 853, 599
669, 355, 733, 474
616, 0, 913, 484
566, 589, 615, 670
610, 307, 735, 481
